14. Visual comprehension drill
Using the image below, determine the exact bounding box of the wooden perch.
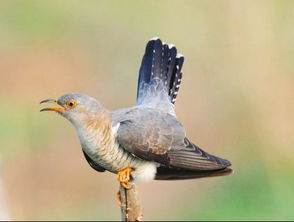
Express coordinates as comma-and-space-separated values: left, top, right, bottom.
119, 183, 143, 221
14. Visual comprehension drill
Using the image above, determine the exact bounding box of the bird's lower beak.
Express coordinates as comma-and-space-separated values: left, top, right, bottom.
40, 99, 65, 113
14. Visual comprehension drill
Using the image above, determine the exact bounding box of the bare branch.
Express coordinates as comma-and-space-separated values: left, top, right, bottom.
119, 183, 143, 222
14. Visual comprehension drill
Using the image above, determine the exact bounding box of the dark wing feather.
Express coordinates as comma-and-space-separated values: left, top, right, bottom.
155, 166, 233, 180
168, 138, 231, 170
83, 151, 106, 172
116, 108, 231, 171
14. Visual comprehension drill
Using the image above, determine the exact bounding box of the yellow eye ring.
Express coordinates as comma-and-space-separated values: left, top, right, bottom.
65, 99, 77, 109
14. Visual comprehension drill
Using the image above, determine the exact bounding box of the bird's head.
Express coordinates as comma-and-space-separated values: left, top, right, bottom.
40, 93, 105, 127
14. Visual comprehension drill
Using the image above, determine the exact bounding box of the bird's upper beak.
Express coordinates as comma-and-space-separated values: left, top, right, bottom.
40, 99, 65, 113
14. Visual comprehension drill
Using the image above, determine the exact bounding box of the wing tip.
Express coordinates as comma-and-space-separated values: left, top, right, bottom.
218, 157, 232, 168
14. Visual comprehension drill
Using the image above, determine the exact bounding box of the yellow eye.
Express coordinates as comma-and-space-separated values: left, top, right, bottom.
65, 99, 77, 109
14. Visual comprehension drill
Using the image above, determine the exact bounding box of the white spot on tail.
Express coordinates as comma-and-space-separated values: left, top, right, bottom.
168, 44, 175, 49
150, 37, 160, 41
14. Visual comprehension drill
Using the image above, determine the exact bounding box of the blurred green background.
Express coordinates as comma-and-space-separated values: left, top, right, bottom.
0, 0, 293, 220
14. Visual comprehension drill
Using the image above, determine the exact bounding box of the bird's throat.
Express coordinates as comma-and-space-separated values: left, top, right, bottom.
77, 113, 115, 155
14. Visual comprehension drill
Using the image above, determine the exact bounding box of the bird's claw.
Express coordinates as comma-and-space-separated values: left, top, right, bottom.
117, 167, 133, 189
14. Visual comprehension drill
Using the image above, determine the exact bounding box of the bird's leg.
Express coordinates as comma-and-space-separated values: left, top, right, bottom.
117, 167, 133, 189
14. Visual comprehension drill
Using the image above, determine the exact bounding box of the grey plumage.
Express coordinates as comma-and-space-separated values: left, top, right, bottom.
41, 37, 232, 181
115, 107, 230, 172
114, 38, 231, 179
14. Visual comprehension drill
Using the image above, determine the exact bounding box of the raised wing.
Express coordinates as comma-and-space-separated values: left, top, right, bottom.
116, 108, 231, 171
136, 38, 184, 115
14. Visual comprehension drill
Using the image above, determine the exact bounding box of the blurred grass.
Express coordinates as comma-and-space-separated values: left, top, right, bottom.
0, 0, 293, 220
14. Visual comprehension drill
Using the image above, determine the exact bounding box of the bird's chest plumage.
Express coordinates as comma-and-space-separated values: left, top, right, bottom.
77, 124, 142, 173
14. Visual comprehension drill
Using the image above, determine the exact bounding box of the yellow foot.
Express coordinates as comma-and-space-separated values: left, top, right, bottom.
117, 167, 133, 189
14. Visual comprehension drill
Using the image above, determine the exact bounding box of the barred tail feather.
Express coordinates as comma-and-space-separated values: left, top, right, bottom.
170, 55, 184, 103
137, 37, 184, 104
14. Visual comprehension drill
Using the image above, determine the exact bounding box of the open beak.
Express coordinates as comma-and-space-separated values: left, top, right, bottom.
40, 99, 65, 113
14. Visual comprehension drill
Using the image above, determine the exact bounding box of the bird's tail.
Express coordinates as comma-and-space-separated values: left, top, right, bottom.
155, 166, 233, 180
137, 37, 184, 104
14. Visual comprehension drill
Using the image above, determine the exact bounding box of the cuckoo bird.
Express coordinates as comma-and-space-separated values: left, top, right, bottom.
40, 38, 232, 189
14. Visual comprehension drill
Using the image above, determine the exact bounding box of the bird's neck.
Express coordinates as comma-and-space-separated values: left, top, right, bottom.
76, 111, 116, 155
